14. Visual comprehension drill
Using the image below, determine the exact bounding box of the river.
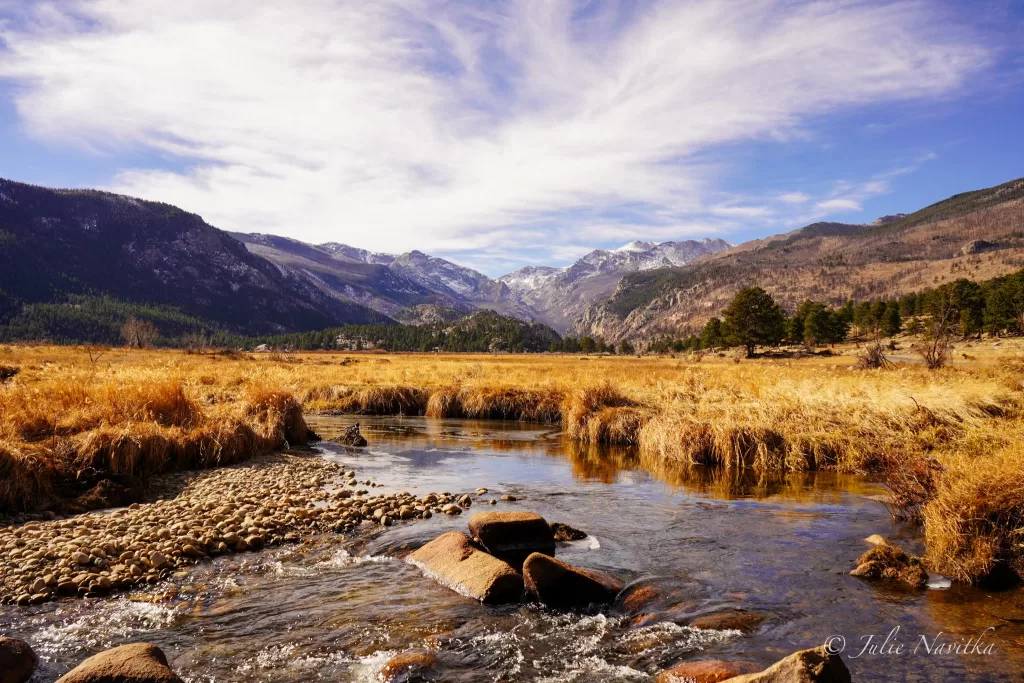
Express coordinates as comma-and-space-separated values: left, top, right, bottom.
2, 416, 1022, 681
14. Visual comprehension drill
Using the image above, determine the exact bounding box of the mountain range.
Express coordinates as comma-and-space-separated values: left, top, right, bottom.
235, 230, 730, 333
2, 175, 1023, 344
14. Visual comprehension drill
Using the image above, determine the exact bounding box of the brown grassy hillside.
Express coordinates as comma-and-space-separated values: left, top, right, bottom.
574, 179, 1024, 342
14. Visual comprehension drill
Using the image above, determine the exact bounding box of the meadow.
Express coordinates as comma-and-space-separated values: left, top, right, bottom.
1, 340, 1022, 585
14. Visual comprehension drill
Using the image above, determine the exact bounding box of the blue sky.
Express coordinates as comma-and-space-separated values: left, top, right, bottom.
1, 0, 1022, 276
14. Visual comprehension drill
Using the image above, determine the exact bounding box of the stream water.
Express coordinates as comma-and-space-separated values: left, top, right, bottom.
2, 417, 1023, 682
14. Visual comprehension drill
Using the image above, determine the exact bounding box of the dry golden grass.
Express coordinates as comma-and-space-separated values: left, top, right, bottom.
922, 443, 1024, 582
2, 341, 1024, 582
0, 348, 313, 511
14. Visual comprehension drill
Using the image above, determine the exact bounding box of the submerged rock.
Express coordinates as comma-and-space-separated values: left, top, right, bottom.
468, 511, 555, 567
715, 646, 850, 682
549, 522, 588, 542
617, 584, 660, 614
56, 643, 182, 683
656, 659, 760, 683
408, 531, 523, 604
689, 610, 765, 634
0, 636, 38, 683
522, 552, 623, 607
379, 650, 438, 682
850, 544, 928, 588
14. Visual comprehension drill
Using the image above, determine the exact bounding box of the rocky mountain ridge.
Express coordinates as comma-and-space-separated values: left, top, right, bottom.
237, 234, 732, 333
0, 178, 388, 335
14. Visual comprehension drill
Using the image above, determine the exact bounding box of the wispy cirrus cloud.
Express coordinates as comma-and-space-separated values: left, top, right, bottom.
0, 0, 995, 273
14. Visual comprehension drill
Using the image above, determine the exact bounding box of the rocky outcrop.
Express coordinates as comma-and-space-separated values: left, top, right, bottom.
549, 522, 587, 541
468, 511, 555, 567
956, 239, 998, 257
379, 651, 438, 682
0, 637, 38, 683
850, 544, 928, 588
56, 643, 182, 683
717, 647, 850, 682
522, 552, 623, 607
657, 660, 760, 683
408, 531, 523, 604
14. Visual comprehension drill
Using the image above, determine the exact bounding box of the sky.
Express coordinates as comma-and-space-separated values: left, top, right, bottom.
1, 0, 1022, 277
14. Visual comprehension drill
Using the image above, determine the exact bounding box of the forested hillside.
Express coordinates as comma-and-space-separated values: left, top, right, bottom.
252, 310, 561, 353
0, 178, 388, 335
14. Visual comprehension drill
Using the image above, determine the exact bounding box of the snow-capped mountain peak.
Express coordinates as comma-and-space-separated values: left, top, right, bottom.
615, 240, 658, 253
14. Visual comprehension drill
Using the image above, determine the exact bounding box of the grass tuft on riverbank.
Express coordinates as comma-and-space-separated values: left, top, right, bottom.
0, 366, 313, 511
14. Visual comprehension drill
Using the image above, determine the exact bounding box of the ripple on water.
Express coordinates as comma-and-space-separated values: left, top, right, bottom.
26, 598, 178, 656
268, 548, 395, 577
234, 643, 355, 679
432, 608, 739, 682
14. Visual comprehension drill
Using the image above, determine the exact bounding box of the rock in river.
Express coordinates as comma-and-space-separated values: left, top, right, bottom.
850, 544, 928, 589
56, 643, 183, 683
522, 552, 623, 608
408, 531, 523, 604
468, 511, 555, 568
334, 423, 368, 447
689, 610, 765, 634
716, 646, 850, 682
0, 636, 38, 683
549, 522, 587, 542
379, 650, 438, 682
656, 659, 760, 683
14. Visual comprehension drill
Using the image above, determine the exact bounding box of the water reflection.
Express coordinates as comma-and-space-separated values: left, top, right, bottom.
312, 416, 884, 503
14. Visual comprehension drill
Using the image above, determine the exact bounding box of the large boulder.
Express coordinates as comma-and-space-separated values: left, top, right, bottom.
408, 532, 523, 604
522, 552, 623, 607
719, 647, 850, 683
0, 637, 38, 683
56, 643, 182, 683
657, 660, 760, 683
467, 511, 555, 567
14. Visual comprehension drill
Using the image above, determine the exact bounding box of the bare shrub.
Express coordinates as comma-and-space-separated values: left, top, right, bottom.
915, 308, 955, 370
856, 340, 894, 370
120, 317, 159, 348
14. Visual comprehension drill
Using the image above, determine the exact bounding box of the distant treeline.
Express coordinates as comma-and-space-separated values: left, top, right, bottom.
251, 310, 560, 353
0, 295, 560, 353
0, 295, 239, 347
645, 267, 1024, 355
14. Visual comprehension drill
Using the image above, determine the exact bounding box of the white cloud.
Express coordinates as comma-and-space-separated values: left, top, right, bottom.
0, 0, 992, 272
777, 192, 811, 205
815, 198, 862, 213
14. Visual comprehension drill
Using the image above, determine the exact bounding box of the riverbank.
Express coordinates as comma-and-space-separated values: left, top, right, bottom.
0, 451, 482, 606
2, 343, 1023, 583
5, 416, 1022, 682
